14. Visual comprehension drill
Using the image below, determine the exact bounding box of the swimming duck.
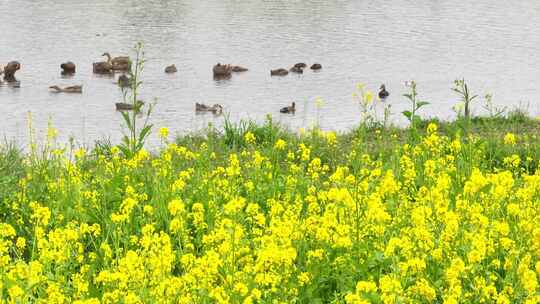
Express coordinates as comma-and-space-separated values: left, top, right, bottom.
379, 84, 389, 99
49, 85, 82, 93
102, 53, 131, 71
102, 53, 130, 65
280, 102, 296, 114
294, 63, 307, 69
271, 68, 288, 76
117, 75, 132, 87
93, 61, 112, 74
60, 61, 76, 74
195, 103, 223, 114
310, 63, 322, 70
115, 100, 144, 111
289, 66, 303, 74
232, 66, 248, 72
213, 63, 233, 77
3, 61, 20, 82
165, 64, 177, 73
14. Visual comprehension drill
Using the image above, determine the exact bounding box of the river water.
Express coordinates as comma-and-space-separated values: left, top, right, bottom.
2, 0, 540, 147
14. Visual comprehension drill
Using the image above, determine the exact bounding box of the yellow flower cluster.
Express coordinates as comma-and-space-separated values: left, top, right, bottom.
1, 124, 539, 303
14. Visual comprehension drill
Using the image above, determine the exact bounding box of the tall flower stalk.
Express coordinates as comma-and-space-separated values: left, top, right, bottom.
402, 80, 429, 133
118, 42, 154, 157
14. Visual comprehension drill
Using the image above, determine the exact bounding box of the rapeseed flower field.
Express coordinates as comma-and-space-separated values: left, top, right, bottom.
1, 119, 540, 303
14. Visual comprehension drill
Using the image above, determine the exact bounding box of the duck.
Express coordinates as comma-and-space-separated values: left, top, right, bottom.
195, 103, 223, 114
270, 68, 288, 76
232, 65, 248, 72
60, 61, 76, 74
280, 102, 296, 114
93, 61, 112, 74
378, 84, 389, 99
49, 85, 82, 93
213, 63, 233, 77
102, 52, 130, 65
102, 52, 131, 71
289, 66, 303, 74
294, 63, 307, 69
117, 75, 132, 87
165, 64, 177, 73
115, 100, 144, 111
3, 61, 20, 82
310, 63, 322, 70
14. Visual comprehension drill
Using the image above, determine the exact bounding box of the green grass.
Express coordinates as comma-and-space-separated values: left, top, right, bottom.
174, 113, 540, 174
1, 113, 540, 302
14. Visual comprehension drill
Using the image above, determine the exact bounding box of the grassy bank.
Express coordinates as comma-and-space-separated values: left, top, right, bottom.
1, 115, 540, 303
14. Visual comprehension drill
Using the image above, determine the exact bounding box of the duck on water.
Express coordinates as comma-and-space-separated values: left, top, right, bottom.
49, 85, 82, 93
117, 75, 133, 88
116, 100, 145, 111
102, 52, 131, 71
3, 61, 21, 82
280, 102, 296, 114
195, 103, 223, 115
165, 64, 177, 73
213, 63, 232, 78
379, 84, 389, 99
60, 61, 76, 75
271, 68, 288, 76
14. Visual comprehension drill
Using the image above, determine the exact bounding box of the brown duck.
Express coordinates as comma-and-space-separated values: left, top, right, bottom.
116, 100, 144, 111
271, 68, 288, 76
118, 75, 132, 87
195, 103, 223, 114
103, 53, 131, 71
310, 63, 322, 70
60, 61, 76, 74
49, 85, 82, 93
280, 102, 296, 114
165, 64, 177, 73
379, 84, 389, 99
3, 61, 20, 82
213, 63, 233, 77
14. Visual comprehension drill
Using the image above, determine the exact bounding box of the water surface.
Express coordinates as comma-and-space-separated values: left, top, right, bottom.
2, 0, 540, 146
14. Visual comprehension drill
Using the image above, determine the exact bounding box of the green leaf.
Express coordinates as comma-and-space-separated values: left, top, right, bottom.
402, 110, 413, 120
416, 101, 430, 108
138, 125, 152, 143
118, 137, 132, 157
121, 112, 132, 130
135, 141, 144, 152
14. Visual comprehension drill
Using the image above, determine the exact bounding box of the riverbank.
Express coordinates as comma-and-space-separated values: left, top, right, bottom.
1, 114, 540, 302
172, 110, 540, 171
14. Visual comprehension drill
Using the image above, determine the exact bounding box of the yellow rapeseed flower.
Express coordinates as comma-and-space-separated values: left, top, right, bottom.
274, 139, 287, 150
504, 132, 516, 145
244, 131, 256, 144
159, 127, 170, 139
